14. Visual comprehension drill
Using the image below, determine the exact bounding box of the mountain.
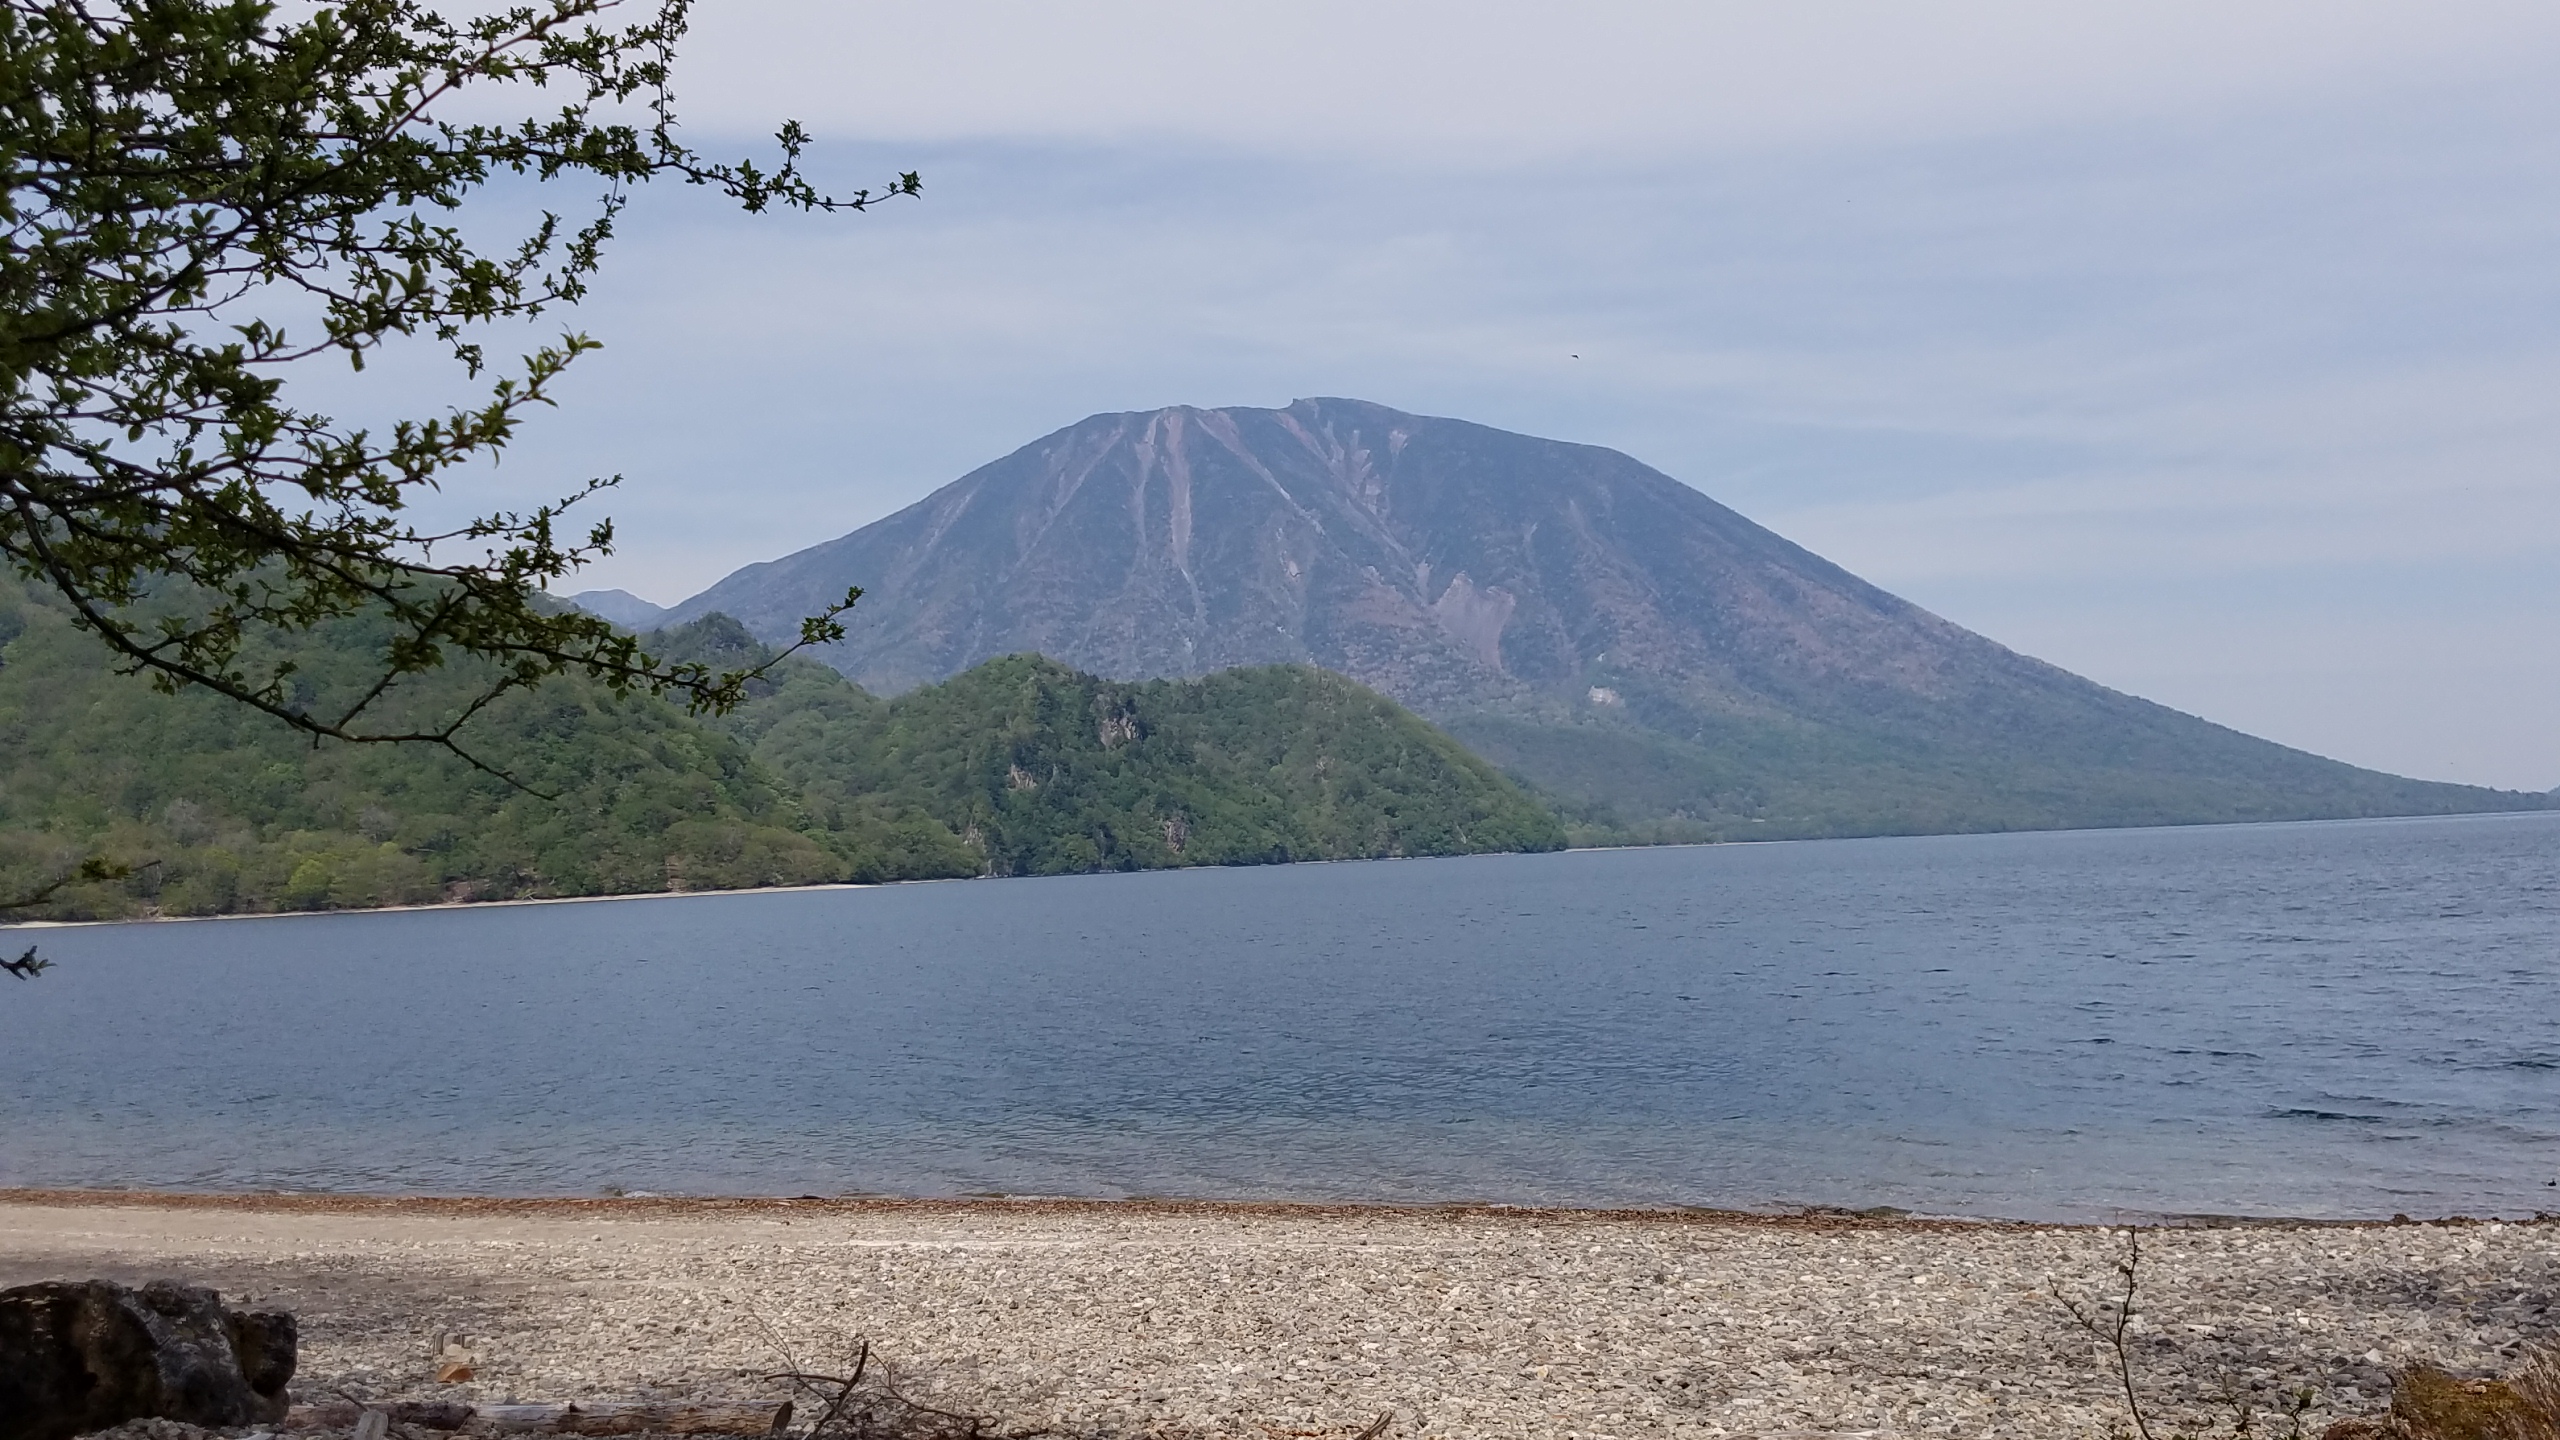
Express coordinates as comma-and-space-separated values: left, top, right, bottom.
668, 397, 2549, 841
564, 588, 671, 629
0, 589, 1558, 920
659, 619, 1563, 876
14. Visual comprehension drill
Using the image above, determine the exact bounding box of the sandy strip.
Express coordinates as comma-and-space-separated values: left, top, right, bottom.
3, 1196, 2554, 1440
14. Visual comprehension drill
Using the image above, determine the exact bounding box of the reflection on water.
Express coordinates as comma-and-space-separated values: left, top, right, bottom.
3, 812, 2556, 1220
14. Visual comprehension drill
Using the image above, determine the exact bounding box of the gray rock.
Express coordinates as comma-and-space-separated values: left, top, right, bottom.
0, 1279, 296, 1440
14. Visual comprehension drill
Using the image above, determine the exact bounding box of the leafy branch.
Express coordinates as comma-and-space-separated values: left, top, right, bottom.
0, 0, 910, 787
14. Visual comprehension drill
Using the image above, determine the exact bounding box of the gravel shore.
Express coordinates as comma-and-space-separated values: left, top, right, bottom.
5, 1194, 2555, 1439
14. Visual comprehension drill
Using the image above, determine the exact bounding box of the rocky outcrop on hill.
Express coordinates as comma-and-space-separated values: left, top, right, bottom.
0, 1280, 295, 1440
667, 398, 2551, 840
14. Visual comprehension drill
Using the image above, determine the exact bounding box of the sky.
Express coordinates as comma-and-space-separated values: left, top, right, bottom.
406, 2, 2560, 790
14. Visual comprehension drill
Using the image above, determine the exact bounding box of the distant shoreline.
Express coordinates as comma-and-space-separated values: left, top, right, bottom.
0, 874, 907, 929
12, 807, 2556, 932
0, 852, 1451, 930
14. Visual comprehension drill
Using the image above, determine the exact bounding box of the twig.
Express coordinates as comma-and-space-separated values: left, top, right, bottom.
768, 1339, 870, 1439
2054, 1227, 2156, 1440
753, 1311, 1047, 1440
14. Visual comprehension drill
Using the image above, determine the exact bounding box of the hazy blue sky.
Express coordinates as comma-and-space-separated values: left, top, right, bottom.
416, 2, 2559, 789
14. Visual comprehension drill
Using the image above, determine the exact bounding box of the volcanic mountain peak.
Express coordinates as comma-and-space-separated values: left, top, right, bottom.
676, 397, 1959, 708
670, 398, 2546, 840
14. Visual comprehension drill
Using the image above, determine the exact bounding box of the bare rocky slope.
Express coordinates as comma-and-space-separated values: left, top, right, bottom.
666, 398, 2546, 840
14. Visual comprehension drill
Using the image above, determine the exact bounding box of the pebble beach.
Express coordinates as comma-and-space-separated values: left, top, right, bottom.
4, 1194, 2556, 1438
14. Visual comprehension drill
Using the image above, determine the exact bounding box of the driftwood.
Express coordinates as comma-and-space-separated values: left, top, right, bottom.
287, 1400, 790, 1435
288, 1337, 1389, 1440
762, 1339, 1022, 1440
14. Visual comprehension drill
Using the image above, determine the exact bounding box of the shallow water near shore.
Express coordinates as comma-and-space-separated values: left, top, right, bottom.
4, 811, 2556, 1221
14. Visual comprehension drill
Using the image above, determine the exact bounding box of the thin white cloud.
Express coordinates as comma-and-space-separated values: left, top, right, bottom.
679, 1, 2560, 159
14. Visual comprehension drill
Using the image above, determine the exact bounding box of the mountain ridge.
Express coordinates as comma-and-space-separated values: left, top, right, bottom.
667, 398, 2548, 841
566, 588, 671, 630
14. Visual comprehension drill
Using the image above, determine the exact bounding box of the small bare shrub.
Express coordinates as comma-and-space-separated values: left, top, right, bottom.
2056, 1228, 2318, 1440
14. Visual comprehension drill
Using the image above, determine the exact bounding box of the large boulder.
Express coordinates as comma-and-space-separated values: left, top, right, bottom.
0, 1280, 296, 1440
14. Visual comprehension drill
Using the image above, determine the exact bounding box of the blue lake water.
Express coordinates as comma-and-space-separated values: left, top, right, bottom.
3, 812, 2557, 1221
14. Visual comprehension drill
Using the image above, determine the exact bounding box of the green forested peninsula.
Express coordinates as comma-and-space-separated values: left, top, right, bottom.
0, 594, 1563, 921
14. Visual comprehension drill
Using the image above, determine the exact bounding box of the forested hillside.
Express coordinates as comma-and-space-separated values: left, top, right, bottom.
0, 596, 1561, 921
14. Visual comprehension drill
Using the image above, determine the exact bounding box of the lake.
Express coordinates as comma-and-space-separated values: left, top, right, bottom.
3, 811, 2556, 1220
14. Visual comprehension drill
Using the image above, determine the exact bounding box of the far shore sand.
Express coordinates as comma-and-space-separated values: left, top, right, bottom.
5, 1193, 2554, 1439
0, 877, 904, 929
0, 845, 1513, 930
